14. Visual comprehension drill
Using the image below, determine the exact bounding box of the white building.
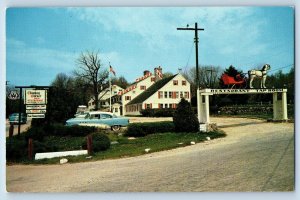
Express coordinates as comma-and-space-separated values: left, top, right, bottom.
125, 73, 191, 116
87, 84, 124, 112
120, 66, 163, 115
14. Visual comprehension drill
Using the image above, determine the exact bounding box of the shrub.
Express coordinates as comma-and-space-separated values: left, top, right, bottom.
6, 137, 27, 161
82, 132, 111, 152
173, 98, 199, 132
125, 121, 175, 137
35, 124, 96, 137
24, 127, 46, 141
140, 108, 175, 117
33, 140, 58, 154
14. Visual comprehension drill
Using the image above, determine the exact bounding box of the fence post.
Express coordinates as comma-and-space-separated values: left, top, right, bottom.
28, 138, 33, 160
9, 124, 14, 138
87, 135, 92, 155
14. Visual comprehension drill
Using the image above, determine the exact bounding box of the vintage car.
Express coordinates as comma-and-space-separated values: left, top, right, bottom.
8, 113, 27, 124
65, 111, 129, 131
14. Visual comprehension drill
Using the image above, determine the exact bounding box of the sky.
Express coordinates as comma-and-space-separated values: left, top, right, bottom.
6, 7, 294, 86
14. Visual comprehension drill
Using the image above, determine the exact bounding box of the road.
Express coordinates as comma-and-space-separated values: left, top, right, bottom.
6, 117, 294, 192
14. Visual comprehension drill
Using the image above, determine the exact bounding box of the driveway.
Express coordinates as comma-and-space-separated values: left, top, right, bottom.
6, 117, 294, 192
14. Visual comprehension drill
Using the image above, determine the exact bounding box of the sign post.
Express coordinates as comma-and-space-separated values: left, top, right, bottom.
15, 86, 51, 136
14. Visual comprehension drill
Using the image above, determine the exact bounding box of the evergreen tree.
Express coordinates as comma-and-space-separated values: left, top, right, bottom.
173, 98, 199, 132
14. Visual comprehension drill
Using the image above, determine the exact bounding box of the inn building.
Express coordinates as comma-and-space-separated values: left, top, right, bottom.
87, 66, 191, 116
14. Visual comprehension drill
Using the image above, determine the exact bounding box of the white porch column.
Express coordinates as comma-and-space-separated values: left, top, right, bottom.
282, 91, 288, 120
205, 94, 210, 123
273, 92, 278, 120
197, 89, 201, 123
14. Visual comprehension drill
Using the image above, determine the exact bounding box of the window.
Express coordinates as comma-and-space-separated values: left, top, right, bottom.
164, 91, 168, 98
101, 114, 112, 119
90, 114, 100, 119
146, 104, 151, 109
114, 108, 118, 112
125, 96, 131, 101
159, 104, 163, 109
176, 92, 179, 98
140, 85, 146, 90
169, 91, 172, 98
173, 80, 178, 85
151, 77, 155, 82
165, 104, 168, 108
169, 104, 173, 108
182, 80, 186, 86
158, 91, 163, 99
184, 92, 189, 99
180, 92, 183, 98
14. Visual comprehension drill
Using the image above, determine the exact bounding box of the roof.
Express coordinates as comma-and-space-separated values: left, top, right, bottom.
127, 74, 177, 105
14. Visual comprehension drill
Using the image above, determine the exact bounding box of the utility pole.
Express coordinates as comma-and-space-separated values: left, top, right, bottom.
206, 67, 216, 88
177, 22, 204, 89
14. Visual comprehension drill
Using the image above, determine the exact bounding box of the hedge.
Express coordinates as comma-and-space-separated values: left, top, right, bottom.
125, 121, 175, 137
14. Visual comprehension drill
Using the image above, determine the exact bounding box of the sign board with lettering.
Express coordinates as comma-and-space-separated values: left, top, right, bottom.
27, 114, 46, 118
26, 105, 47, 110
26, 109, 47, 114
199, 88, 287, 95
25, 90, 47, 104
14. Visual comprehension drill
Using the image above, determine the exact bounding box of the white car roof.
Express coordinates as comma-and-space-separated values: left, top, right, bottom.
88, 111, 113, 115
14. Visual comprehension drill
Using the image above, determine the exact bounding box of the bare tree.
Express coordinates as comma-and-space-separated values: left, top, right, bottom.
74, 51, 109, 110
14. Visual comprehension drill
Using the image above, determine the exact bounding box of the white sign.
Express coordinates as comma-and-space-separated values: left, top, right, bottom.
8, 90, 20, 100
27, 114, 46, 118
200, 88, 287, 95
26, 109, 47, 114
26, 105, 47, 109
25, 90, 47, 104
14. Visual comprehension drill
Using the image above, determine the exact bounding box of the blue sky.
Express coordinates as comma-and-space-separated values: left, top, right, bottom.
6, 7, 294, 86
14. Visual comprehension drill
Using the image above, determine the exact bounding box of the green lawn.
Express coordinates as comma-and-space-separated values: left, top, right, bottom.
23, 131, 226, 164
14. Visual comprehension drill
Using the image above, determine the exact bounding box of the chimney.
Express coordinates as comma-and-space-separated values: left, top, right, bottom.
143, 70, 150, 76
154, 66, 163, 81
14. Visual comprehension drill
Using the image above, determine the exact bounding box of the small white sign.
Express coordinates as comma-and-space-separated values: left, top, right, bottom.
7, 90, 20, 100
25, 90, 47, 104
26, 109, 47, 114
27, 114, 46, 118
26, 105, 47, 109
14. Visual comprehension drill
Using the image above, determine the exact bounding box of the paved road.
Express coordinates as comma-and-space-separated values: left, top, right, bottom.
6, 117, 294, 192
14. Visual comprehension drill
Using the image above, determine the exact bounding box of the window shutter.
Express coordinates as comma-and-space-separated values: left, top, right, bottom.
144, 103, 147, 109
187, 92, 189, 99
150, 103, 152, 109
158, 91, 160, 99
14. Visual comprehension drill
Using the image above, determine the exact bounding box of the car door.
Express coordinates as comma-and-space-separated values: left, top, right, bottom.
100, 114, 114, 126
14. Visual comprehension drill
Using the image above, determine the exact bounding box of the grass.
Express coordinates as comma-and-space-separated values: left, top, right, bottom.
13, 130, 226, 165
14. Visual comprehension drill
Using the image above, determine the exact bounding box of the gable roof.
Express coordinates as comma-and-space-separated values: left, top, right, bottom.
127, 74, 178, 105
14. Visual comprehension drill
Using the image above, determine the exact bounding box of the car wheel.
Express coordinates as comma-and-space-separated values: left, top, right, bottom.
111, 125, 121, 131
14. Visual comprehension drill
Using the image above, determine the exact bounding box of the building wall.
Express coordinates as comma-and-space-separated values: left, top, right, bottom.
125, 74, 191, 115
121, 75, 156, 115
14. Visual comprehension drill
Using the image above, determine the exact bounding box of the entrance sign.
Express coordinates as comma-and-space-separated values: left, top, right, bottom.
27, 114, 46, 118
26, 105, 47, 109
197, 88, 288, 132
200, 88, 286, 95
7, 90, 20, 100
25, 90, 47, 104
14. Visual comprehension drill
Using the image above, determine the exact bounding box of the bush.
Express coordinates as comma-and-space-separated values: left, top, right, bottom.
173, 98, 199, 132
6, 137, 27, 161
125, 121, 175, 137
33, 140, 58, 154
140, 108, 175, 117
24, 127, 46, 141
82, 132, 110, 152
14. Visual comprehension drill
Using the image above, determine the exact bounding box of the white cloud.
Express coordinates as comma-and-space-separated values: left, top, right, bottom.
67, 7, 269, 63
6, 38, 120, 72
